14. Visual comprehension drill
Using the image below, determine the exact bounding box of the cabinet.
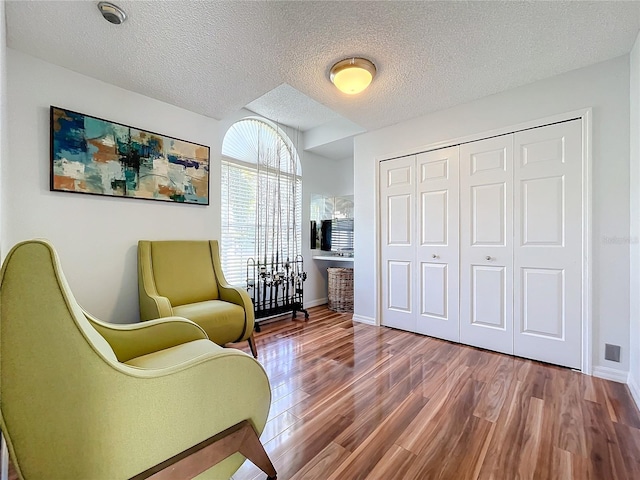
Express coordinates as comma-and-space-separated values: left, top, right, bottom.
379, 120, 584, 368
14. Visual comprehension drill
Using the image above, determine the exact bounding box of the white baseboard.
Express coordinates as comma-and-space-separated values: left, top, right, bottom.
592, 365, 629, 384
352, 314, 376, 325
304, 298, 327, 309
628, 374, 640, 411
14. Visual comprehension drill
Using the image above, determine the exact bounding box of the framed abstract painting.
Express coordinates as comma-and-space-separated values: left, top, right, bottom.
50, 106, 210, 205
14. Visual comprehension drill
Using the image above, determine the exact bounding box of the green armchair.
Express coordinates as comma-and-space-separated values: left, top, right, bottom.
0, 240, 275, 479
138, 240, 258, 357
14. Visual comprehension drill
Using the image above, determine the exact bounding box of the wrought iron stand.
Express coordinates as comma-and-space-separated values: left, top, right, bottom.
247, 256, 309, 332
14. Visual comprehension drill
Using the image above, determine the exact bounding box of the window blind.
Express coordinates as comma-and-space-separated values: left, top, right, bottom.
221, 156, 302, 286
330, 218, 354, 252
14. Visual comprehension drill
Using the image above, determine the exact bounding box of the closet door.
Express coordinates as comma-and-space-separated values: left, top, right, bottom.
513, 120, 583, 368
460, 136, 514, 355
380, 156, 416, 332
415, 147, 460, 342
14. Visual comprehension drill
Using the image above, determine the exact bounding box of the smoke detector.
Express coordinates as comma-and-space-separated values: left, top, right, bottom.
97, 2, 127, 25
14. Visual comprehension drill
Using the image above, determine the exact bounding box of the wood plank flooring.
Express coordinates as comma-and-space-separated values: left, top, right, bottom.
7, 306, 638, 479
233, 306, 640, 480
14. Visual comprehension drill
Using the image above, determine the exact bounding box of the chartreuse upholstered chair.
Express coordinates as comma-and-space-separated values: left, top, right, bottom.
0, 240, 275, 480
137, 240, 258, 357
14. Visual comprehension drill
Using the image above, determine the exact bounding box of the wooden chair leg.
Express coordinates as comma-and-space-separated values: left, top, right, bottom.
248, 333, 258, 358
130, 420, 276, 480
237, 423, 277, 479
1, 431, 9, 480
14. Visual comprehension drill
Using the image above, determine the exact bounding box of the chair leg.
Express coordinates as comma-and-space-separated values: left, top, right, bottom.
248, 333, 258, 358
1, 430, 9, 480
130, 420, 276, 480
237, 422, 277, 479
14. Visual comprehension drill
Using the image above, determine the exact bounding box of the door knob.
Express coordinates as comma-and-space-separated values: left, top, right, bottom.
432, 254, 439, 259
486, 256, 492, 261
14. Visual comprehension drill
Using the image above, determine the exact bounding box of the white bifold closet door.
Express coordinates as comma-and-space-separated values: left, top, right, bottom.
380, 149, 460, 341
459, 121, 582, 367
459, 136, 514, 355
512, 120, 583, 369
380, 156, 416, 332
415, 147, 460, 342
380, 119, 583, 369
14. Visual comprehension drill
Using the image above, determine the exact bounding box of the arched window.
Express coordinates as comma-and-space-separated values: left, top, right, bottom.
221, 118, 302, 286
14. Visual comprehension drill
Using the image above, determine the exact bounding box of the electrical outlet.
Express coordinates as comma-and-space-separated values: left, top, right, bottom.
604, 344, 621, 362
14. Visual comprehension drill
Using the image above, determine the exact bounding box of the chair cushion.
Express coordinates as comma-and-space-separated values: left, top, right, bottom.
150, 241, 219, 306
125, 339, 222, 369
173, 300, 246, 345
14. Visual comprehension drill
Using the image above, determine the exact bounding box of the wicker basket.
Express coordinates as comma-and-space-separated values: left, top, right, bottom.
327, 267, 354, 313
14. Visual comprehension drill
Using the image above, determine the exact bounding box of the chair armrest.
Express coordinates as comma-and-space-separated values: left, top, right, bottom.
219, 283, 255, 341
32, 343, 272, 479
210, 241, 255, 342
140, 292, 173, 320
217, 282, 251, 309
138, 241, 174, 320
85, 312, 208, 363
118, 350, 272, 478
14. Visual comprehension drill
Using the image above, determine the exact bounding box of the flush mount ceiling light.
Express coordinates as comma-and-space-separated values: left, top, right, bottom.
329, 57, 376, 95
97, 2, 127, 25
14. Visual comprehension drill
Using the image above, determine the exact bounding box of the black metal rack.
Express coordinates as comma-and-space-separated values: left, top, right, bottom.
246, 255, 309, 331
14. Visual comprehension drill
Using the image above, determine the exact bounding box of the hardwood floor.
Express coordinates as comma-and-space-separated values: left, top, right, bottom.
233, 305, 640, 480
7, 306, 639, 479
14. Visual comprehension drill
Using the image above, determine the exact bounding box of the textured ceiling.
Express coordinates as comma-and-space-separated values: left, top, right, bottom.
6, 0, 640, 157
246, 83, 341, 132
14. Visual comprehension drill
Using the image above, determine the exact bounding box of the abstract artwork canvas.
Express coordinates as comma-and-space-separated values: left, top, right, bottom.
50, 106, 210, 205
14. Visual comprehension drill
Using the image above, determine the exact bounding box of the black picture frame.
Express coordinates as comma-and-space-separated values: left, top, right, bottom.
50, 106, 210, 205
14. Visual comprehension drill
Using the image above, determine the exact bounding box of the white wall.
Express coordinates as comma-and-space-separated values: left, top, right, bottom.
301, 153, 354, 306
354, 55, 631, 372
2, 44, 355, 326
0, 1, 6, 255
630, 32, 640, 403
4, 49, 220, 323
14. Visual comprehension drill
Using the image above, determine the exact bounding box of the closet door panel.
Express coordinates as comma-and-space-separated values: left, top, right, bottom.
472, 183, 506, 245
388, 194, 412, 244
421, 190, 448, 245
421, 263, 447, 318
471, 265, 506, 328
388, 261, 412, 312
416, 147, 459, 342
380, 157, 416, 332
514, 120, 582, 368
521, 176, 564, 245
460, 136, 514, 355
520, 268, 564, 338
